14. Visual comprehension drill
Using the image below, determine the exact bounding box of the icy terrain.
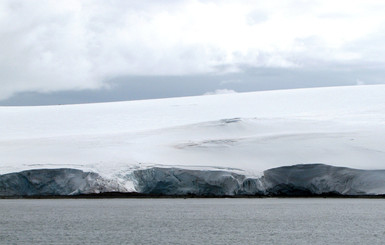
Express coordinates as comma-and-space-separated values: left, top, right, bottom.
2, 164, 385, 196
1, 85, 385, 196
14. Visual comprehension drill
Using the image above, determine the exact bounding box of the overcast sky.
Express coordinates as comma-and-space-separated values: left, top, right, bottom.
1, 0, 385, 105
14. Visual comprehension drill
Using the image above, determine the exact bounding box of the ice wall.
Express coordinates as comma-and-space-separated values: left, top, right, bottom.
1, 164, 385, 197
0, 168, 126, 196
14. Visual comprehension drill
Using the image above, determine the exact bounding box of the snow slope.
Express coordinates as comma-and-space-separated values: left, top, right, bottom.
1, 85, 385, 196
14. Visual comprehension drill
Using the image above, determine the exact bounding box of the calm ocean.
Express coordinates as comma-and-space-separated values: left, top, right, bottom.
1, 198, 384, 244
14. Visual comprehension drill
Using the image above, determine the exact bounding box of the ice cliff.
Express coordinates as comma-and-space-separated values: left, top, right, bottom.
0, 169, 125, 196
2, 164, 385, 197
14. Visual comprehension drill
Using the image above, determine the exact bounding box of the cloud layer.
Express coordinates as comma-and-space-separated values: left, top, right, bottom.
1, 0, 385, 100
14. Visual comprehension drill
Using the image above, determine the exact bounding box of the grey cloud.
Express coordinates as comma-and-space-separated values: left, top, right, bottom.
2, 66, 384, 106
246, 10, 269, 25
1, 0, 385, 102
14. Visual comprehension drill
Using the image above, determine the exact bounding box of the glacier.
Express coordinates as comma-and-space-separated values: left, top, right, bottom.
1, 164, 385, 197
0, 169, 126, 196
1, 85, 385, 197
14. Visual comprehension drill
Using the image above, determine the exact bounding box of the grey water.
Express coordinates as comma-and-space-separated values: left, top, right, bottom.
1, 199, 385, 245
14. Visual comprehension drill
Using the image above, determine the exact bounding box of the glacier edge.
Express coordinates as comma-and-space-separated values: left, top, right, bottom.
1, 164, 385, 197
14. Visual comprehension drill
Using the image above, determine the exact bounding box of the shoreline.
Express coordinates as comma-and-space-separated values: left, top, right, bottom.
2, 192, 385, 199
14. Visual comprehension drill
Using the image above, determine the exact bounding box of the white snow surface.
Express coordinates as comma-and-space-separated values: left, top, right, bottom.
1, 85, 385, 191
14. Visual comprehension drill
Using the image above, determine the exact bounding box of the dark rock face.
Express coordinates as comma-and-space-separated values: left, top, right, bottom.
0, 169, 123, 196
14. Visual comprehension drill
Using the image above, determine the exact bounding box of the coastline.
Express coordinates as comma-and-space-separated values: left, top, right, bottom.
2, 192, 385, 199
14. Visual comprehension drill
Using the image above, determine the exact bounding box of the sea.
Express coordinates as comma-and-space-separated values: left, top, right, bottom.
1, 198, 384, 244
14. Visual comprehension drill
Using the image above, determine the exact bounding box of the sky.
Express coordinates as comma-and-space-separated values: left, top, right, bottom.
1, 0, 385, 105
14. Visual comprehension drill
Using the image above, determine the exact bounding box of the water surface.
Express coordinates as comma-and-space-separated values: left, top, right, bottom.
1, 198, 384, 244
